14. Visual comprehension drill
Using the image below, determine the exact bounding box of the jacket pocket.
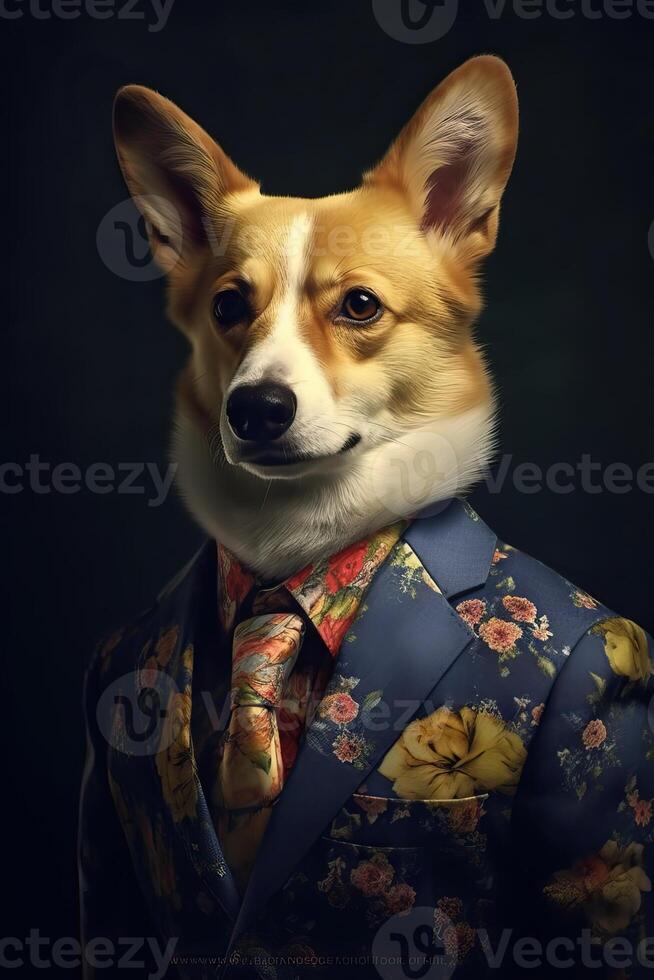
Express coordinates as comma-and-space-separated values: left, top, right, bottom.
326, 793, 490, 849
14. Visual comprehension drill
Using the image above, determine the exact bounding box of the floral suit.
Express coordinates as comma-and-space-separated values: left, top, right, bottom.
79, 499, 654, 979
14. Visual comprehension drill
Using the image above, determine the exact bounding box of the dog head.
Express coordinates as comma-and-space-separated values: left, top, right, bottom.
113, 56, 518, 568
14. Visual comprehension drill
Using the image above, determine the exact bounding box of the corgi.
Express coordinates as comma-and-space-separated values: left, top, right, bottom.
112, 55, 518, 581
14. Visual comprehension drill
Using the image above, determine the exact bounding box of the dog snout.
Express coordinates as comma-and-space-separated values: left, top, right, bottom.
226, 382, 297, 442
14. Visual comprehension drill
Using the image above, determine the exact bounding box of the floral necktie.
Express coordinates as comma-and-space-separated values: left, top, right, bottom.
216, 611, 305, 891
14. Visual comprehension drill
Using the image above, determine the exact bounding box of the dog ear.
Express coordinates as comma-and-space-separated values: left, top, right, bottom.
364, 56, 518, 266
113, 85, 258, 271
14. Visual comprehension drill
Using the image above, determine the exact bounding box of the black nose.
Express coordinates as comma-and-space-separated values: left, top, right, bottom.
226, 382, 297, 442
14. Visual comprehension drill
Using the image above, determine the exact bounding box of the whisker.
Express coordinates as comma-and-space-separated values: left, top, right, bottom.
259, 479, 273, 513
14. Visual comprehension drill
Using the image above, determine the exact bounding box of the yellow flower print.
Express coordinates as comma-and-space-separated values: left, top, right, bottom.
379, 706, 526, 800
155, 688, 198, 823
544, 841, 652, 935
594, 618, 653, 684
391, 542, 441, 595
154, 626, 180, 667
182, 643, 193, 671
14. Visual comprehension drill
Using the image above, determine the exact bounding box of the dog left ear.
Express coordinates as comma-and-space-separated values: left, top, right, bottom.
364, 56, 518, 266
113, 85, 258, 272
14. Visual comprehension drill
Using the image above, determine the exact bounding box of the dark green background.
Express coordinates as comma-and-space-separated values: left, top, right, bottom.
3, 0, 653, 965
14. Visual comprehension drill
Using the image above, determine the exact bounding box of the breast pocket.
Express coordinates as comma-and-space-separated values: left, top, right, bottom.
327, 793, 490, 850
318, 794, 494, 953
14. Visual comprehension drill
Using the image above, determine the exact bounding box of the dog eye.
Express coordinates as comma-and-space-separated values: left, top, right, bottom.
212, 289, 249, 328
339, 289, 382, 324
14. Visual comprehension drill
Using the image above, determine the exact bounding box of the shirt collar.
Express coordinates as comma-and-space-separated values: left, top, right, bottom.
217, 522, 407, 656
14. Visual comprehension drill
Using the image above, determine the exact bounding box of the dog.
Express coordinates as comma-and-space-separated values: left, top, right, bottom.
113, 54, 515, 579
80, 56, 653, 978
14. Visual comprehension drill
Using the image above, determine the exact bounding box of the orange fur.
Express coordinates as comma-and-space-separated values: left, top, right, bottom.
112, 57, 519, 577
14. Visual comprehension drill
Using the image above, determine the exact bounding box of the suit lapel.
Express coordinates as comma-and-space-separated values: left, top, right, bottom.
132, 541, 242, 922
230, 504, 487, 944
403, 498, 498, 599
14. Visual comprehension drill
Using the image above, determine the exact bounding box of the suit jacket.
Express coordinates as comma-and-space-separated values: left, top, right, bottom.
79, 499, 654, 979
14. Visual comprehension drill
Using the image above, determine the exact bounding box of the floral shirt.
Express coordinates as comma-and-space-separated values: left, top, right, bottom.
191, 523, 407, 843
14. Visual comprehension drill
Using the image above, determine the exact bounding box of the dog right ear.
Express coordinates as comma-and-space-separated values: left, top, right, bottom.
113, 85, 258, 272
364, 56, 518, 268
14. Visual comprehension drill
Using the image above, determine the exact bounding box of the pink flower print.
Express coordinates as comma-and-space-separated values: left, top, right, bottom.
332, 732, 365, 764
319, 692, 359, 725
582, 719, 607, 749
479, 618, 523, 653
456, 599, 487, 628
502, 595, 537, 623
350, 853, 394, 896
